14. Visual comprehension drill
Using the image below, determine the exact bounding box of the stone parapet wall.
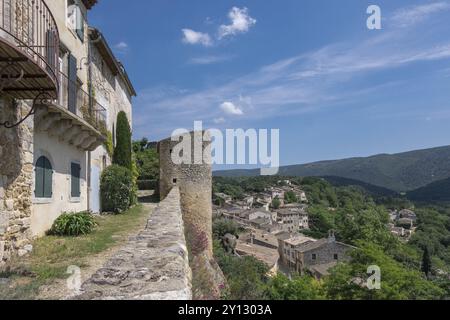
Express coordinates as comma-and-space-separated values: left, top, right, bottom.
75, 187, 192, 300
0, 98, 34, 266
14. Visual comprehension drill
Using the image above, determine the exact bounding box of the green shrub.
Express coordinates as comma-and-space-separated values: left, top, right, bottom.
113, 111, 132, 170
48, 212, 97, 237
137, 179, 157, 190
101, 165, 133, 213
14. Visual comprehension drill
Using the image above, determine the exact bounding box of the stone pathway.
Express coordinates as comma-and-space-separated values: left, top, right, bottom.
73, 188, 192, 300
41, 192, 158, 300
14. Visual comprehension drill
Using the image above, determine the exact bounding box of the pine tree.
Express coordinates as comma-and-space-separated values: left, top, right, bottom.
113, 111, 132, 170
421, 247, 431, 278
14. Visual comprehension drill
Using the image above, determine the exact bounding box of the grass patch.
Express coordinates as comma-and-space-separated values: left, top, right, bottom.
0, 204, 149, 300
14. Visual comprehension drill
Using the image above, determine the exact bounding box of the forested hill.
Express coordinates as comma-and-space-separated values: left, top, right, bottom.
407, 177, 450, 202
214, 145, 450, 192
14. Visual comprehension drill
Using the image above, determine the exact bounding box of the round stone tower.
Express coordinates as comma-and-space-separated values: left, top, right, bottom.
158, 131, 213, 258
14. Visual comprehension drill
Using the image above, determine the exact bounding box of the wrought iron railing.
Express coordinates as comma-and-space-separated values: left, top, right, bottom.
0, 0, 59, 89
58, 71, 107, 135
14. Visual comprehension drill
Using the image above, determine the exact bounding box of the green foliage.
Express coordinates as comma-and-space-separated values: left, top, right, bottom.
213, 218, 241, 239
135, 147, 159, 181
324, 243, 445, 300
48, 212, 97, 237
265, 273, 325, 300
100, 165, 133, 214
284, 191, 298, 204
103, 130, 114, 158
409, 206, 450, 267
137, 179, 157, 190
113, 112, 132, 170
271, 197, 281, 209
407, 177, 450, 202
214, 240, 269, 300
422, 247, 431, 278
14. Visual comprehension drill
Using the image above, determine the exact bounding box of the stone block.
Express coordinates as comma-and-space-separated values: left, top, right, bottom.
0, 241, 5, 261
5, 199, 13, 211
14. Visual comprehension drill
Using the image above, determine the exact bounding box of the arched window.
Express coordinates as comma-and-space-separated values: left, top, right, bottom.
35, 156, 53, 198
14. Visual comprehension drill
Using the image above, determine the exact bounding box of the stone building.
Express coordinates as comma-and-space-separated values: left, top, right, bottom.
294, 233, 355, 278
278, 232, 355, 278
0, 0, 134, 264
276, 208, 309, 233
158, 130, 213, 258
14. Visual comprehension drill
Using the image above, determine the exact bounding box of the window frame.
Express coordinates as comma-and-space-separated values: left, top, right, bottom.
70, 161, 82, 202
66, 0, 85, 42
34, 155, 54, 202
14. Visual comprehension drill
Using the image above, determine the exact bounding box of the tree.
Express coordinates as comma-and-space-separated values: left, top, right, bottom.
284, 191, 298, 204
422, 247, 431, 278
113, 111, 132, 170
265, 273, 324, 300
324, 243, 444, 300
272, 197, 281, 210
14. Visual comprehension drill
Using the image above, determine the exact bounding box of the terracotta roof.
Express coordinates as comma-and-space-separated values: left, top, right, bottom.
82, 0, 98, 10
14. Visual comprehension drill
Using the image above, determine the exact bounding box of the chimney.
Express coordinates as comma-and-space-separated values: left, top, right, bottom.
328, 230, 336, 243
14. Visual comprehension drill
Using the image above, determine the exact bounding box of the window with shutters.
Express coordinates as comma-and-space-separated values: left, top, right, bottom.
35, 156, 53, 199
71, 162, 81, 198
67, 0, 85, 41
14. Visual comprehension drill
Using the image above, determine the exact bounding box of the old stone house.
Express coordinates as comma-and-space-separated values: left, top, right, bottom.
276, 208, 309, 233
295, 233, 355, 278
278, 232, 355, 278
0, 0, 135, 265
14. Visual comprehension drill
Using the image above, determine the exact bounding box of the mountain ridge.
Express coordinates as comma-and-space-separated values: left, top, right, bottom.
213, 145, 450, 192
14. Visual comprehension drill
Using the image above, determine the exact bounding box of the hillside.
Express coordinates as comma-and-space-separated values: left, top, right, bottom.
320, 176, 398, 198
407, 177, 450, 202
214, 145, 450, 192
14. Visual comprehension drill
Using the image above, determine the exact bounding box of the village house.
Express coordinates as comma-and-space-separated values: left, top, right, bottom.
278, 232, 355, 278
0, 0, 135, 263
294, 232, 355, 278
277, 233, 316, 269
276, 208, 309, 233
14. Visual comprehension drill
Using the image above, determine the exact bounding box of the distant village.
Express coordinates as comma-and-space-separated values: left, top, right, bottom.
213, 179, 418, 279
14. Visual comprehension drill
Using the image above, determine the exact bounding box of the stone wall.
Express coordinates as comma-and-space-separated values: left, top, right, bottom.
301, 241, 354, 268
158, 131, 213, 258
0, 98, 34, 266
75, 187, 192, 300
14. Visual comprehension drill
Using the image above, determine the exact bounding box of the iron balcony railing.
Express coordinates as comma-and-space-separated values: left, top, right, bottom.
58, 71, 107, 135
0, 0, 59, 91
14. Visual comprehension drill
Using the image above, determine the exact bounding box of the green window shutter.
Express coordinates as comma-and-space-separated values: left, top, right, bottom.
35, 157, 44, 198
71, 163, 81, 198
43, 158, 53, 198
35, 156, 53, 198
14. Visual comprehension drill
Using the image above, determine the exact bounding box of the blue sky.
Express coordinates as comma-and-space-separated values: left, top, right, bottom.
89, 0, 450, 168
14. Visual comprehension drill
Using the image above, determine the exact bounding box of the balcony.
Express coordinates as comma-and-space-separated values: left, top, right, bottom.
0, 0, 59, 100
34, 71, 107, 151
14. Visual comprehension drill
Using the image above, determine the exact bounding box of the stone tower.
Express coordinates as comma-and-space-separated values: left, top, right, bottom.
158, 131, 213, 258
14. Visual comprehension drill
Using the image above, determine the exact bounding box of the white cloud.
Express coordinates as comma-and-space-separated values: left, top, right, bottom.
213, 117, 226, 124
220, 101, 244, 115
134, 3, 450, 139
391, 2, 450, 27
218, 7, 256, 39
189, 55, 233, 65
114, 41, 129, 54
182, 29, 212, 46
